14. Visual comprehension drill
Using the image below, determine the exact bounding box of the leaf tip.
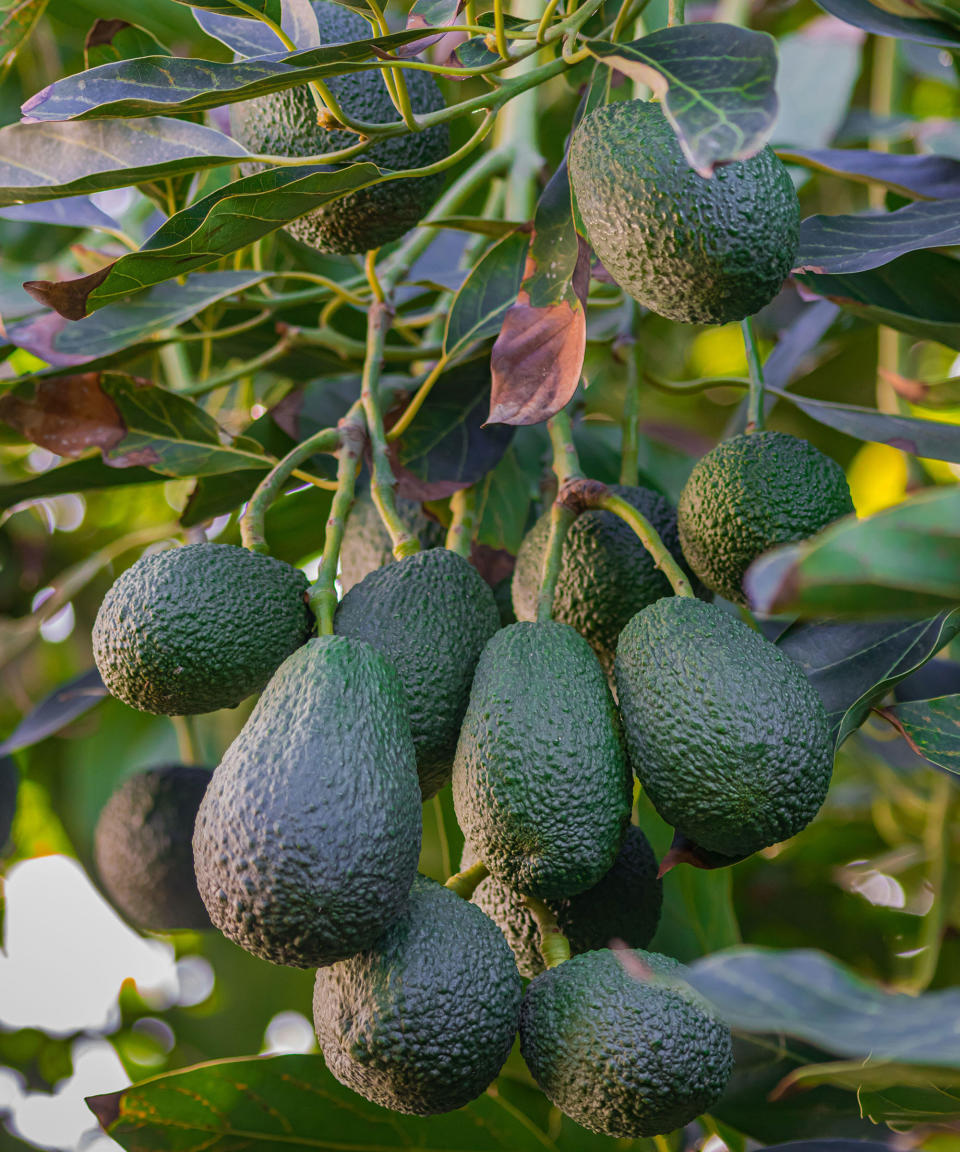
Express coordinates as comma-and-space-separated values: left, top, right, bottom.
86, 1091, 122, 1132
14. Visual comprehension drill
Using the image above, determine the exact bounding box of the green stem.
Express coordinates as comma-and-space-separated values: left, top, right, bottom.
433, 794, 452, 879
160, 341, 193, 392
537, 409, 583, 621
446, 486, 477, 559
292, 330, 443, 363
596, 493, 694, 597
547, 408, 582, 486
742, 316, 765, 433
385, 354, 450, 442
619, 327, 642, 487
667, 0, 684, 23
308, 404, 365, 634
172, 715, 201, 765
524, 896, 571, 968
240, 427, 341, 554
904, 771, 953, 992
445, 860, 489, 898
182, 333, 295, 397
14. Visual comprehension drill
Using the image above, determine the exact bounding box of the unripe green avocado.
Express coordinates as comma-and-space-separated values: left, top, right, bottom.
340, 490, 445, 593
453, 621, 632, 900
313, 874, 522, 1114
95, 765, 211, 932
677, 431, 855, 605
230, 1, 450, 255
463, 825, 663, 979
569, 100, 800, 325
615, 597, 833, 859
519, 949, 733, 1137
193, 635, 421, 968
93, 542, 313, 716
511, 484, 698, 677
334, 548, 501, 799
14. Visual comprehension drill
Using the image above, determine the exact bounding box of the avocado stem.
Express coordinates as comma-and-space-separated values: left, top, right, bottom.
596, 493, 694, 598
537, 409, 584, 621
742, 316, 766, 433
444, 860, 489, 899
446, 486, 478, 559
618, 310, 643, 487
667, 0, 685, 23
171, 715, 201, 766
524, 896, 572, 968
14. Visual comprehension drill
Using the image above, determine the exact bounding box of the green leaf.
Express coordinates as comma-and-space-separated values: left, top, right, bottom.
87, 1053, 555, 1151
192, 7, 283, 55
184, 0, 280, 17
745, 487, 960, 618
84, 19, 172, 69
585, 24, 779, 177
814, 0, 960, 46
779, 147, 960, 200
444, 230, 530, 359
0, 456, 164, 509
879, 693, 960, 772
473, 445, 535, 555
0, 118, 249, 207
0, 0, 49, 69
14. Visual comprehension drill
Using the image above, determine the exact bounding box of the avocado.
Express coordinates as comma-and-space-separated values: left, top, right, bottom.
230, 1, 450, 255
193, 635, 421, 967
340, 490, 445, 593
453, 621, 632, 900
334, 548, 501, 799
568, 100, 800, 325
0, 755, 17, 853
463, 825, 663, 979
677, 431, 855, 605
94, 765, 211, 932
519, 949, 733, 1137
511, 484, 698, 677
615, 597, 833, 859
93, 542, 313, 716
313, 874, 521, 1114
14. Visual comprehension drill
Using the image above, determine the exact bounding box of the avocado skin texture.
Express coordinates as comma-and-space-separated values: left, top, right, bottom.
95, 765, 211, 931
230, 2, 449, 255
335, 548, 501, 799
678, 431, 855, 605
569, 100, 799, 325
511, 484, 697, 677
193, 635, 421, 968
453, 621, 632, 900
519, 949, 733, 1137
463, 825, 663, 979
615, 597, 833, 858
340, 490, 445, 593
313, 874, 522, 1114
93, 542, 313, 716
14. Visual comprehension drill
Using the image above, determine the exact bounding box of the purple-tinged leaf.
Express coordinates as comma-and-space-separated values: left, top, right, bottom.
193, 7, 283, 55
0, 194, 120, 232
814, 0, 960, 46
878, 694, 960, 773
0, 668, 107, 757
781, 147, 960, 200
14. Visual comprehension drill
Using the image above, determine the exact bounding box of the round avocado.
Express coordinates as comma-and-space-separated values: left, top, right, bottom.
230, 1, 450, 255
568, 100, 800, 325
93, 542, 313, 716
340, 489, 445, 593
519, 948, 733, 1137
677, 430, 855, 605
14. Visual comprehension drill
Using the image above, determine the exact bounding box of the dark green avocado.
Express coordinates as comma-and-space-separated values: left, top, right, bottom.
569, 100, 800, 325
95, 765, 211, 932
614, 597, 833, 859
678, 431, 855, 605
230, 1, 450, 255
313, 874, 522, 1114
519, 949, 733, 1137
464, 825, 663, 979
93, 542, 313, 716
453, 621, 632, 900
334, 548, 501, 799
511, 484, 698, 677
192, 635, 421, 968
340, 490, 445, 593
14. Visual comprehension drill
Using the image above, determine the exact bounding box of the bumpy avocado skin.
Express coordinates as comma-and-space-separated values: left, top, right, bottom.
93, 543, 313, 716
615, 598, 833, 858
95, 765, 211, 931
230, 2, 449, 255
340, 491, 445, 593
678, 431, 855, 605
511, 484, 696, 677
464, 825, 663, 979
519, 949, 733, 1137
313, 874, 522, 1114
335, 548, 501, 799
453, 621, 632, 900
193, 636, 421, 968
569, 100, 799, 325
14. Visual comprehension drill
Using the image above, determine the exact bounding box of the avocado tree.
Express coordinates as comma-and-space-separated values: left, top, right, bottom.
0, 0, 959, 1146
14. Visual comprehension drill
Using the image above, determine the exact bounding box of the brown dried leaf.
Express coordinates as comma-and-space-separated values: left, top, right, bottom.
24, 263, 115, 321
0, 373, 125, 457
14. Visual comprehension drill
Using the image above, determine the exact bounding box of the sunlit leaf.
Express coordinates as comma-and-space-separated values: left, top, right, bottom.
0, 0, 48, 69
878, 693, 960, 773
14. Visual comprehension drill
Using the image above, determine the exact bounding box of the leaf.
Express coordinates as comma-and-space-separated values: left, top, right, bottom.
407, 0, 462, 29
282, 0, 322, 49
778, 611, 960, 745
184, 0, 280, 17
84, 20, 171, 69
0, 668, 107, 758
745, 487, 960, 618
814, 0, 960, 45
771, 25, 864, 153
0, 118, 250, 207
0, 456, 163, 509
780, 146, 960, 200
585, 24, 779, 177
0, 195, 120, 233
88, 1052, 553, 1151
489, 162, 588, 426
0, 0, 48, 69
443, 230, 530, 359
795, 197, 960, 275
878, 694, 960, 772
193, 7, 283, 55
473, 445, 534, 554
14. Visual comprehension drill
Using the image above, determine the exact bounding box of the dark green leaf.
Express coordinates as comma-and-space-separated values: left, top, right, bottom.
0, 668, 107, 757
0, 195, 119, 232
0, 456, 164, 508
193, 7, 283, 55
178, 0, 280, 19
814, 0, 960, 46
879, 693, 960, 773
473, 445, 534, 554
585, 24, 778, 176
444, 230, 530, 359
796, 197, 960, 275
780, 147, 960, 200
778, 612, 960, 745
0, 118, 249, 207
745, 487, 960, 618
0, 0, 48, 68
84, 20, 172, 69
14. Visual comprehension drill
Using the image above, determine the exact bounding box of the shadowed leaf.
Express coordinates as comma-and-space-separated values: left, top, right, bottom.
193, 7, 283, 55
878, 694, 960, 772
0, 668, 107, 757
814, 0, 960, 45
780, 147, 960, 200
0, 195, 120, 232
84, 20, 171, 68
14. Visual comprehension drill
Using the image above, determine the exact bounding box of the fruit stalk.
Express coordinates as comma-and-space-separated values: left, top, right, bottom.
537, 409, 584, 621
444, 860, 489, 899
523, 896, 571, 968
618, 315, 642, 487
446, 487, 477, 559
742, 316, 766, 433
